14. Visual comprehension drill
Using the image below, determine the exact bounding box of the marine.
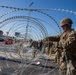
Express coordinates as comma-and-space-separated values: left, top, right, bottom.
44, 18, 76, 75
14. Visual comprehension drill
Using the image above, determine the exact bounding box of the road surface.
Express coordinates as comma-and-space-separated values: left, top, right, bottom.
0, 42, 59, 75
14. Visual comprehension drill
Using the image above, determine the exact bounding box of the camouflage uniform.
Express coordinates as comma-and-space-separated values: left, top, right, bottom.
54, 42, 61, 65
60, 18, 76, 75
46, 18, 76, 75
42, 40, 53, 55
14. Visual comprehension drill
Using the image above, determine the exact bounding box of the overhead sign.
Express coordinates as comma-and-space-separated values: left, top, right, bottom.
15, 32, 20, 37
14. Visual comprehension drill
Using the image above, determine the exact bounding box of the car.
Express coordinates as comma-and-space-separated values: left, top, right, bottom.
0, 38, 4, 42
5, 39, 13, 44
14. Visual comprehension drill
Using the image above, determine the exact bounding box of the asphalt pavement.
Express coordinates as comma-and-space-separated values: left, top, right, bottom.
0, 42, 59, 75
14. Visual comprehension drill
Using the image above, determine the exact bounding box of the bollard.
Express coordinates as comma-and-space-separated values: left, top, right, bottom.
49, 47, 52, 57
18, 46, 21, 55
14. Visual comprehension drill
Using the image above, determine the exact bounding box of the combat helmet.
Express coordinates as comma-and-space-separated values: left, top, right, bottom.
60, 18, 73, 26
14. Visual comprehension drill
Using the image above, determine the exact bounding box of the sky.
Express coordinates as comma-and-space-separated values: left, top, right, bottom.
0, 0, 76, 40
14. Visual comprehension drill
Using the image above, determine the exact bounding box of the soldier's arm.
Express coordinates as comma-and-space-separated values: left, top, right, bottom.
44, 35, 60, 42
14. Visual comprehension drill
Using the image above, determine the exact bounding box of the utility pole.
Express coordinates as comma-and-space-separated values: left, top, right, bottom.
25, 2, 34, 42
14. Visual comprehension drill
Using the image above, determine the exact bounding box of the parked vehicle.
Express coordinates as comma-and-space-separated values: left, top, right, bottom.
5, 39, 13, 44
0, 38, 5, 42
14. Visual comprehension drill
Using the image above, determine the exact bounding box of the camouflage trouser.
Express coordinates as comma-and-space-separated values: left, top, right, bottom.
59, 52, 76, 75
59, 62, 67, 75
66, 53, 76, 75
59, 60, 76, 75
54, 52, 59, 63
54, 50, 61, 65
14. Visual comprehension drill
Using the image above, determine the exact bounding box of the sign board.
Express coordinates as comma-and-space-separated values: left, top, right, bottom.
6, 32, 9, 35
15, 32, 20, 37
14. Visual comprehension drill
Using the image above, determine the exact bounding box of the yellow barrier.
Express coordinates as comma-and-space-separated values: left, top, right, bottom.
49, 48, 52, 57
18, 47, 21, 55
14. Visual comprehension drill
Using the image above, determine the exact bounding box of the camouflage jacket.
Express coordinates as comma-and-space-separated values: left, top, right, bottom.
60, 29, 76, 55
45, 29, 76, 55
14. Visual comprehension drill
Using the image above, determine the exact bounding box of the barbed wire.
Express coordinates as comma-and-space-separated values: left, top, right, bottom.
0, 9, 18, 19
0, 5, 76, 75
0, 5, 76, 33
0, 5, 76, 15
0, 9, 62, 33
